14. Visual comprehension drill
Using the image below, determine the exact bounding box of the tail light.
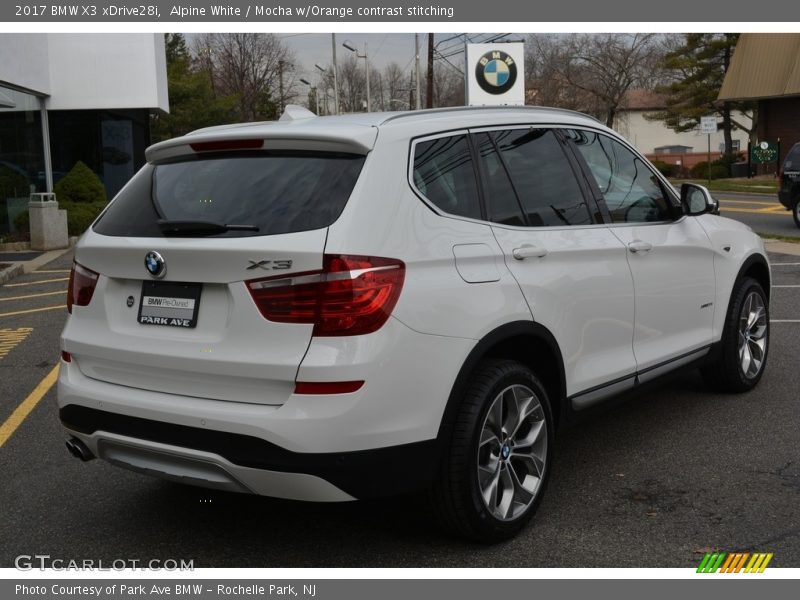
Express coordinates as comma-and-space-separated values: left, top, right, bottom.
246, 254, 405, 336
67, 262, 99, 313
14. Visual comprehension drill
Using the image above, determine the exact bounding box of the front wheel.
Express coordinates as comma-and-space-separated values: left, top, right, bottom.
702, 277, 769, 392
431, 360, 554, 542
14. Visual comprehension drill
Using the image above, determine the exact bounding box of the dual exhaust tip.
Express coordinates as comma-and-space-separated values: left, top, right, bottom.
65, 437, 95, 462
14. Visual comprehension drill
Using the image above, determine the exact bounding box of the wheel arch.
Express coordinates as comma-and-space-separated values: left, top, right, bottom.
736, 253, 771, 301
436, 321, 567, 443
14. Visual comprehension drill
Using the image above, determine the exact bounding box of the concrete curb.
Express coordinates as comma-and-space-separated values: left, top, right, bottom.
0, 246, 74, 285
0, 262, 24, 285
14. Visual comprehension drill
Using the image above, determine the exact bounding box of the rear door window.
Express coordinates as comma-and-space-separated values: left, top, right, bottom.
485, 128, 593, 227
93, 151, 366, 238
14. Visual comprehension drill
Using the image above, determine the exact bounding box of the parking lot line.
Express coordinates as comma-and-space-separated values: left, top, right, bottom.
0, 305, 65, 318
0, 364, 59, 449
773, 285, 800, 288
0, 328, 33, 360
3, 277, 70, 288
771, 319, 800, 323
34, 270, 71, 274
0, 290, 66, 302
771, 262, 800, 266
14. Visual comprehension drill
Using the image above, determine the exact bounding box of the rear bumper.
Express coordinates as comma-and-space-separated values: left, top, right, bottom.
778, 190, 793, 209
61, 409, 438, 500
57, 316, 475, 500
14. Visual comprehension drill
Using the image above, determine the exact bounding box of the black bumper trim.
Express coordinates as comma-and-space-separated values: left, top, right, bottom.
60, 405, 440, 499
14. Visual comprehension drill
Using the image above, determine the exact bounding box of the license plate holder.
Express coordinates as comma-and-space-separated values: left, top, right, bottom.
138, 281, 202, 328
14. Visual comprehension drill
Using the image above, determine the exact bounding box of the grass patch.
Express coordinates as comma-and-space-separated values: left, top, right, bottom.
758, 232, 800, 244
670, 178, 779, 194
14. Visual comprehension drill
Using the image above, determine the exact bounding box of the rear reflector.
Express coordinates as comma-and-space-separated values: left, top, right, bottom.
246, 254, 405, 337
294, 381, 364, 395
189, 139, 264, 152
61, 351, 71, 363
67, 262, 99, 314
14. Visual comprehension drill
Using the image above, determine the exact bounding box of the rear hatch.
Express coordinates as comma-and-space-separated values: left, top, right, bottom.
64, 141, 368, 405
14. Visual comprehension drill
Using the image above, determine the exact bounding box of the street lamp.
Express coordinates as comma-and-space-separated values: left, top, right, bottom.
342, 40, 370, 112
299, 78, 320, 115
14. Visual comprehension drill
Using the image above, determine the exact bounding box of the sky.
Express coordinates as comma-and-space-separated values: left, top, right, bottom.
188, 32, 523, 85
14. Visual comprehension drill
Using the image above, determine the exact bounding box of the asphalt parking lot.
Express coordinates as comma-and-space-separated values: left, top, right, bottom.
0, 247, 798, 568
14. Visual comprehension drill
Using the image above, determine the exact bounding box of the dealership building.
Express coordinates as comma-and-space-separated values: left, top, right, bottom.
0, 34, 168, 236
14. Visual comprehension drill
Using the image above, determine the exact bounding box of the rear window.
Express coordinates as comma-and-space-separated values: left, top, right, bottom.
93, 151, 366, 238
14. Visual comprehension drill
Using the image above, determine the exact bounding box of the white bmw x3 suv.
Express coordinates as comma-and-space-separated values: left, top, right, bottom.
59, 106, 770, 541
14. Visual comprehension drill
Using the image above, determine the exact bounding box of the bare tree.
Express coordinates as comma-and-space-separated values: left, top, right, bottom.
192, 33, 296, 121
382, 62, 407, 110
525, 33, 665, 126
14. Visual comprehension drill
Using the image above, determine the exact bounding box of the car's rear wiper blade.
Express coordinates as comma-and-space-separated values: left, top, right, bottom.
157, 219, 260, 235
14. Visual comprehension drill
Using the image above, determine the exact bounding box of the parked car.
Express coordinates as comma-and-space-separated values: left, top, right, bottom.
59, 106, 771, 542
778, 141, 800, 228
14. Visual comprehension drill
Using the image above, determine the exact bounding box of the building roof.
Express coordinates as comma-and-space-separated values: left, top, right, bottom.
620, 89, 666, 111
718, 33, 800, 101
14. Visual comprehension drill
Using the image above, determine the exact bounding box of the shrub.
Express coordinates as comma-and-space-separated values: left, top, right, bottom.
54, 161, 107, 205
61, 201, 106, 236
13, 210, 29, 233
651, 159, 681, 178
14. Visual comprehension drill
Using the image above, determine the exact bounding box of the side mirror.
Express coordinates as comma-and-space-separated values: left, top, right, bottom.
681, 183, 719, 216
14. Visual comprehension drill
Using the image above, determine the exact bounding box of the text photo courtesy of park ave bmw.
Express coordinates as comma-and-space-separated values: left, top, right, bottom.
0, 1, 799, 591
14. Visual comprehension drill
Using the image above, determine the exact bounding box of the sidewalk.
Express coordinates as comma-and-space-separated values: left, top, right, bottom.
0, 247, 74, 285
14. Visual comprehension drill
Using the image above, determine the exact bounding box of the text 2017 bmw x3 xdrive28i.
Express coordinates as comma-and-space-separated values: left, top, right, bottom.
59, 106, 771, 541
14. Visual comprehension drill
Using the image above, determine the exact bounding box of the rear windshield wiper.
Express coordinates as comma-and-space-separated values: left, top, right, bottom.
157, 219, 260, 236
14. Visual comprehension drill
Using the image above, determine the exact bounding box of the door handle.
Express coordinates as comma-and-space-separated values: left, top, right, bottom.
512, 244, 548, 260
627, 240, 653, 254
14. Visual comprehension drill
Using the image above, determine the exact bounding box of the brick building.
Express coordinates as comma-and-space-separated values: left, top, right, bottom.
718, 33, 800, 162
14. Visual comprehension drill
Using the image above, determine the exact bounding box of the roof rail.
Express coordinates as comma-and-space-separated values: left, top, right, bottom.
379, 105, 603, 125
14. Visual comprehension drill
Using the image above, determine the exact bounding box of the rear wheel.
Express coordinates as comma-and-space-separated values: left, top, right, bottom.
702, 277, 769, 392
432, 359, 554, 542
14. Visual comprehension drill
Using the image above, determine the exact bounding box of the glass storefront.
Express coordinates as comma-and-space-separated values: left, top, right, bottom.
48, 108, 150, 199
0, 84, 45, 236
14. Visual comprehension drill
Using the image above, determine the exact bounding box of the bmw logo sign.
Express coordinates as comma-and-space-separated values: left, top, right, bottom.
144, 251, 166, 279
476, 50, 518, 95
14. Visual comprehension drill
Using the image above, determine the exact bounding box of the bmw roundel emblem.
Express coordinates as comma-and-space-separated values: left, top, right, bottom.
475, 50, 518, 95
144, 251, 166, 279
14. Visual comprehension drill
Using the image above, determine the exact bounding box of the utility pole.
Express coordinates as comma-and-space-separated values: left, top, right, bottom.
331, 33, 340, 115
426, 33, 434, 108
414, 33, 421, 111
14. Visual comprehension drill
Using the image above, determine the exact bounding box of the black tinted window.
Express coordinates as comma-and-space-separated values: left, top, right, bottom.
785, 143, 800, 170
492, 129, 592, 227
474, 133, 525, 226
568, 130, 673, 223
412, 135, 481, 220
93, 151, 365, 237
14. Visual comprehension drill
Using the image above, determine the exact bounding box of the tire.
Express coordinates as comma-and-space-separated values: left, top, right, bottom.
431, 359, 554, 542
702, 277, 769, 393
792, 196, 800, 229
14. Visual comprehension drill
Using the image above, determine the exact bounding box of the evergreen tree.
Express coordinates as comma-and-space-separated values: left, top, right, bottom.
649, 34, 754, 167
